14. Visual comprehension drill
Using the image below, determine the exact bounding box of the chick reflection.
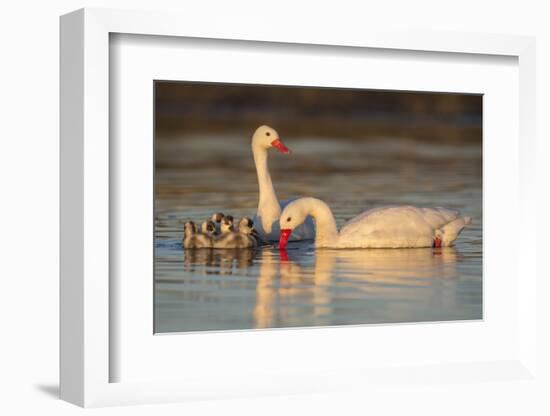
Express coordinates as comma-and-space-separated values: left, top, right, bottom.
183, 248, 256, 275
252, 247, 459, 329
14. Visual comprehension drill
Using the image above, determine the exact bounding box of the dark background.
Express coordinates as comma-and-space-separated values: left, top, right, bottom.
155, 81, 482, 143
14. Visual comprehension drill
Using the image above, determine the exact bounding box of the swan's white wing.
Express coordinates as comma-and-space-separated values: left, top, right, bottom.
343, 206, 459, 231
338, 206, 461, 248
341, 206, 428, 236
418, 207, 460, 228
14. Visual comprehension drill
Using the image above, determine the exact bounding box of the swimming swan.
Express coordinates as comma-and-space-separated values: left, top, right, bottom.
278, 197, 471, 249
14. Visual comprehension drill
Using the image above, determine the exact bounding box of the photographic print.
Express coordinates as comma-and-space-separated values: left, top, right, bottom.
154, 82, 482, 333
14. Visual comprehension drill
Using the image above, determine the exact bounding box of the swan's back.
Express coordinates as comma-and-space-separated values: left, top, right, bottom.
338, 206, 464, 248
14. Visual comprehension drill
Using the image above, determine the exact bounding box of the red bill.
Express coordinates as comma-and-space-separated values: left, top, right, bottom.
271, 138, 291, 154
279, 228, 293, 249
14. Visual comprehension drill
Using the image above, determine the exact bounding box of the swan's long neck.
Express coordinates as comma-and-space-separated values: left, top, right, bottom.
253, 145, 280, 214
307, 199, 339, 247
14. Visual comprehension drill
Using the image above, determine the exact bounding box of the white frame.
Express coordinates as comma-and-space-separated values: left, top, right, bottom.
60, 8, 537, 407
112, 33, 519, 384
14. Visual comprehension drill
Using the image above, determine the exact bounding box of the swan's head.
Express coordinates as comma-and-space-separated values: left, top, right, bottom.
201, 220, 216, 235
184, 221, 197, 236
278, 200, 309, 249
252, 125, 290, 154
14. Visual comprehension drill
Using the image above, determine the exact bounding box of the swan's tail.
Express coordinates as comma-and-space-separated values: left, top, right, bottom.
436, 216, 472, 247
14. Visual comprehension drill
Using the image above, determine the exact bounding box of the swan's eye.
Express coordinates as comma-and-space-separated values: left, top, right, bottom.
286, 217, 291, 222
266, 132, 271, 136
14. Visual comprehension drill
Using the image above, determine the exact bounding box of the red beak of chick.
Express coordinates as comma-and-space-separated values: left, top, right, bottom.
271, 138, 291, 154
279, 228, 292, 249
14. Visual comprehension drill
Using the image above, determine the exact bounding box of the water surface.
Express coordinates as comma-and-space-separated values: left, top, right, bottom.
155, 134, 482, 333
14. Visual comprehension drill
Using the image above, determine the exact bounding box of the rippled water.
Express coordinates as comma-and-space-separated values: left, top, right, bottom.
155, 134, 482, 333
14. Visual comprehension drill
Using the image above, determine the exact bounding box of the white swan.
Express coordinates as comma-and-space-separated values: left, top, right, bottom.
251, 125, 315, 241
278, 197, 471, 249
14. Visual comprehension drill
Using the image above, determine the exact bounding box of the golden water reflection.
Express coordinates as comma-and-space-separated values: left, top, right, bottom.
179, 246, 461, 330
252, 247, 459, 329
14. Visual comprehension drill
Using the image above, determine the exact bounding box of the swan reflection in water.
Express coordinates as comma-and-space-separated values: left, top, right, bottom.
253, 246, 460, 328
182, 245, 462, 329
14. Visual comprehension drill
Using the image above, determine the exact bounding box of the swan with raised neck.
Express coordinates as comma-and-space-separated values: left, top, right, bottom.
252, 125, 288, 235
251, 126, 316, 241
